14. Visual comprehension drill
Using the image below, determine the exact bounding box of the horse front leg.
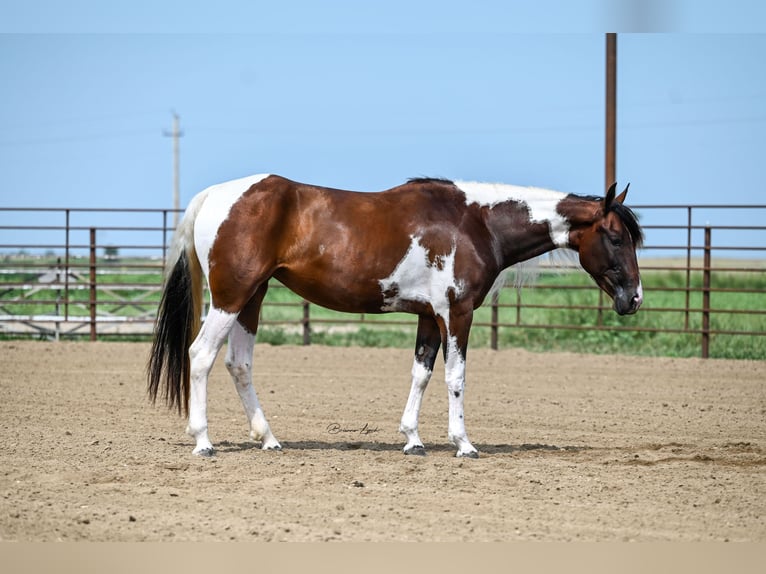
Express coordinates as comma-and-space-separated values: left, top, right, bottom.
443, 307, 478, 458
399, 314, 441, 455
186, 307, 238, 456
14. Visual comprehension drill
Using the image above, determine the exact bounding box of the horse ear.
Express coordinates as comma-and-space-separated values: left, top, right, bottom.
615, 183, 630, 205
604, 182, 617, 212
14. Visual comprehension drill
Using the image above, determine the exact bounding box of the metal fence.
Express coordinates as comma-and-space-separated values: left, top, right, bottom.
1, 204, 764, 357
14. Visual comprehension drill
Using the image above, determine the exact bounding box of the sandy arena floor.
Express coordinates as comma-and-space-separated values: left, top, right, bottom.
0, 341, 763, 541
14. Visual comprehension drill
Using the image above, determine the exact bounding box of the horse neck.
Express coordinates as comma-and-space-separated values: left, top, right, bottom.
484, 195, 602, 268
484, 203, 566, 269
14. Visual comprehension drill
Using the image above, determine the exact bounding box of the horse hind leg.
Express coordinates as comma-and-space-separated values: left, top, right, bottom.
225, 285, 281, 451
399, 315, 441, 455
225, 323, 282, 451
187, 306, 239, 456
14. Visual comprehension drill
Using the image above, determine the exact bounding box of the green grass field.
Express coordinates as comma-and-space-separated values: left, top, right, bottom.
2, 258, 764, 359
255, 268, 766, 359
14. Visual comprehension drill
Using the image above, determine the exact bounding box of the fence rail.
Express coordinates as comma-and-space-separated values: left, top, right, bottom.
1, 204, 764, 358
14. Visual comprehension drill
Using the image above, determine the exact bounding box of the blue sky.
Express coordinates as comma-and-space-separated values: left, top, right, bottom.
1, 1, 765, 256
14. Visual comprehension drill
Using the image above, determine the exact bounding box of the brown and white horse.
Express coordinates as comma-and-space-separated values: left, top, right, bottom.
148, 174, 643, 458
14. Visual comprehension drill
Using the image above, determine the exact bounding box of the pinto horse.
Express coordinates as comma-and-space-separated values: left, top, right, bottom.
148, 174, 643, 458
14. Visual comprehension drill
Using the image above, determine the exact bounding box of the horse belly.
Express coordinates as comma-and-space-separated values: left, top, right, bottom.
274, 237, 457, 318
273, 269, 390, 314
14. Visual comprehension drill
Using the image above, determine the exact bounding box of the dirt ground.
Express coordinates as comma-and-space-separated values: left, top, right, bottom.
0, 341, 764, 542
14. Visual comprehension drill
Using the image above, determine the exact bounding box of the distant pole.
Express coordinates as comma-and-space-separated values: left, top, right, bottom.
164, 113, 183, 229
605, 33, 617, 190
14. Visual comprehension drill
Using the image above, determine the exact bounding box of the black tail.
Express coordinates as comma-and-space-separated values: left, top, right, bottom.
147, 249, 202, 416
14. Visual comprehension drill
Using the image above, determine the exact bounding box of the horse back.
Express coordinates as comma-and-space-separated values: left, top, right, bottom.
197, 174, 492, 314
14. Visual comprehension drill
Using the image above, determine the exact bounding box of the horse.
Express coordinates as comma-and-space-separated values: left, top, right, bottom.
148, 174, 643, 458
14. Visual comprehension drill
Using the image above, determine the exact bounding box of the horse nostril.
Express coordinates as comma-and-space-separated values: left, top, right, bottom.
632, 293, 643, 310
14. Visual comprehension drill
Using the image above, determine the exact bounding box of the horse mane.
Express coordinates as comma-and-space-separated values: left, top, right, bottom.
407, 177, 455, 186
610, 202, 644, 249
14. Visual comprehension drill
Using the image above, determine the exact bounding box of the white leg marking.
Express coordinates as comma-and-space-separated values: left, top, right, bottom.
378, 235, 476, 455
186, 307, 238, 455
225, 322, 281, 451
399, 358, 433, 453
444, 335, 477, 458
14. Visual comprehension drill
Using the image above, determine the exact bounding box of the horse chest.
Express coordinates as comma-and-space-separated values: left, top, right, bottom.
378, 235, 464, 317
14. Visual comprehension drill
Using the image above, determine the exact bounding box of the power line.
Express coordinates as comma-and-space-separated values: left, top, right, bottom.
0, 129, 157, 147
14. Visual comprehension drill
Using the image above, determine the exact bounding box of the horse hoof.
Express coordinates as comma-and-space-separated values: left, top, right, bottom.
195, 447, 216, 458
263, 445, 283, 452
456, 450, 479, 459
404, 445, 427, 456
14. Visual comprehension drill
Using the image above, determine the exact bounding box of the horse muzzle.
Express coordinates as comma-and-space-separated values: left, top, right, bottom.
613, 283, 643, 316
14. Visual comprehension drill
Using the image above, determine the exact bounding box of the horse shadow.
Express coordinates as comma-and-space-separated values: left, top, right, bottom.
189, 440, 589, 456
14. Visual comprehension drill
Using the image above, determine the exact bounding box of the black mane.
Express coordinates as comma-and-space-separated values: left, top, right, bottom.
407, 177, 455, 186
611, 202, 644, 248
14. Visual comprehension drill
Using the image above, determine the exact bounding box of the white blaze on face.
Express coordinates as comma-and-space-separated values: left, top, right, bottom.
193, 174, 271, 277
379, 235, 463, 323
455, 181, 570, 248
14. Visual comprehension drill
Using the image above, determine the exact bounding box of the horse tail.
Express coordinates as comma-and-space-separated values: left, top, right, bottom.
147, 190, 208, 416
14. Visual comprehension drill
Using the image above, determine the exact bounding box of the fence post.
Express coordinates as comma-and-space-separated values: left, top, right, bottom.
89, 228, 97, 341
597, 290, 604, 326
64, 209, 70, 321
490, 291, 499, 350
302, 300, 311, 345
55, 257, 62, 342
162, 210, 169, 267
684, 206, 692, 330
701, 226, 711, 358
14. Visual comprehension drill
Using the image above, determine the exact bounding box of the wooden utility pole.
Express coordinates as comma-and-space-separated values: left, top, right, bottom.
605, 33, 617, 190
164, 113, 183, 229
599, 33, 618, 324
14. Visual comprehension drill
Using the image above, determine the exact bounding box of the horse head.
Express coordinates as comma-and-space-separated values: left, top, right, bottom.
576, 183, 644, 316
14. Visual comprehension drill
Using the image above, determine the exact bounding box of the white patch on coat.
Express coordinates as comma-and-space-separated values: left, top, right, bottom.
379, 235, 463, 320
193, 174, 271, 277
455, 181, 570, 248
